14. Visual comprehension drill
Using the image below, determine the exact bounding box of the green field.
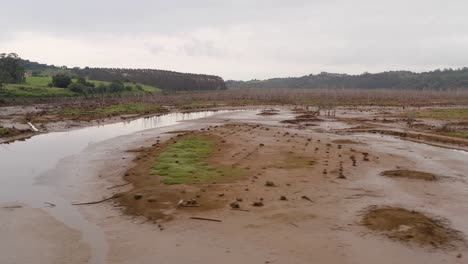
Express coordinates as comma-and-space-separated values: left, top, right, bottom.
151, 136, 244, 184
411, 108, 468, 120
1, 76, 160, 98
447, 131, 468, 139
25, 76, 52, 87
3, 84, 77, 97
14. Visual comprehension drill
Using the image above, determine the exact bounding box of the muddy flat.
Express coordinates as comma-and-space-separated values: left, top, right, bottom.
1, 109, 468, 264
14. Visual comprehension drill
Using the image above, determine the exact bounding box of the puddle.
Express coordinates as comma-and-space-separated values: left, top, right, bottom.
0, 110, 236, 264
352, 133, 468, 177
318, 121, 354, 130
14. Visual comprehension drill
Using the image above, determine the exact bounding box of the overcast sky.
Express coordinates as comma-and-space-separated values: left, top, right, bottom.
1, 0, 467, 80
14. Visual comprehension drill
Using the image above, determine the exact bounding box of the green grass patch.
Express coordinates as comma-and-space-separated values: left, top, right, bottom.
6, 77, 161, 97
411, 108, 468, 120
446, 131, 468, 139
3, 84, 77, 97
57, 103, 167, 119
151, 136, 244, 184
25, 76, 52, 87
0, 127, 20, 137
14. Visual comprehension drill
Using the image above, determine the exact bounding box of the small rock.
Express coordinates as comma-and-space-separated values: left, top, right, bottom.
259, 143, 265, 147
236, 198, 243, 202
147, 197, 157, 203
252, 201, 264, 207
230, 202, 240, 209
134, 194, 143, 200
457, 253, 462, 258
265, 181, 276, 187
280, 196, 288, 201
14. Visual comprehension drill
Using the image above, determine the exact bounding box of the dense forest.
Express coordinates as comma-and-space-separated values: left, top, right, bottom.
227, 69, 468, 90
17, 59, 226, 91
0, 53, 25, 85
72, 68, 226, 91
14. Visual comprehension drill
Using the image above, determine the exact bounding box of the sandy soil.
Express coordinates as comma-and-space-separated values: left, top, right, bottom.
0, 205, 91, 264
2, 109, 468, 264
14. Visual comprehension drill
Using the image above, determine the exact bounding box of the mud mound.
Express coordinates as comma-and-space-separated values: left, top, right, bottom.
381, 170, 436, 181
295, 114, 318, 119
257, 110, 279, 116
332, 139, 359, 144
280, 116, 322, 125
362, 207, 463, 249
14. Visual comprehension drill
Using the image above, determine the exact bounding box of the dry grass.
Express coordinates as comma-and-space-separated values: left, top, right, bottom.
3, 88, 468, 108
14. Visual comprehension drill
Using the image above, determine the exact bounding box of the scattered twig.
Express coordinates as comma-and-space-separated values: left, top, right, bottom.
289, 222, 299, 227
230, 208, 250, 212
44, 202, 56, 207
72, 194, 122, 205
189, 217, 222, 222
1, 205, 22, 209
301, 195, 313, 203
107, 182, 132, 190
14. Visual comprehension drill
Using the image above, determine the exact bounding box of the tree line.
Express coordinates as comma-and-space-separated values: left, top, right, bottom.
71, 67, 226, 92
0, 53, 25, 90
17, 58, 227, 91
227, 69, 468, 90
51, 74, 143, 96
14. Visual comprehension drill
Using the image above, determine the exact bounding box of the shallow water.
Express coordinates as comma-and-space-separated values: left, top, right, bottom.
0, 110, 235, 264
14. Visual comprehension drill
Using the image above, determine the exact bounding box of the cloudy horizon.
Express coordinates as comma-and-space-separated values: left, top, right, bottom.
1, 0, 467, 80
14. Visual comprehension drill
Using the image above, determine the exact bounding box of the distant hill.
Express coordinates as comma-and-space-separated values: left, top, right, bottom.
227, 69, 468, 90
20, 59, 226, 92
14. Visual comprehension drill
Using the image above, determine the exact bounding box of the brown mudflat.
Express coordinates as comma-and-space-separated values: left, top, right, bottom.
117, 122, 362, 222
362, 207, 464, 249
381, 170, 437, 181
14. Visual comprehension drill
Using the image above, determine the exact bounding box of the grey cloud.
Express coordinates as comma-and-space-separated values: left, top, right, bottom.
1, 0, 468, 80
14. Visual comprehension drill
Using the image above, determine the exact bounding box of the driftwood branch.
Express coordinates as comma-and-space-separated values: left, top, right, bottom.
230, 208, 250, 212
189, 217, 222, 222
72, 194, 122, 206
27, 122, 39, 132
44, 202, 56, 207
107, 182, 131, 190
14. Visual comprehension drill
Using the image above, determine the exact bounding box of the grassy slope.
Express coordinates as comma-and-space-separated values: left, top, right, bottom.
151, 136, 243, 184
3, 84, 77, 97
2, 77, 160, 97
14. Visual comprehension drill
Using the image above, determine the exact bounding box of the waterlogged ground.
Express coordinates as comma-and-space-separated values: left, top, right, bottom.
0, 110, 237, 264
1, 108, 467, 264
